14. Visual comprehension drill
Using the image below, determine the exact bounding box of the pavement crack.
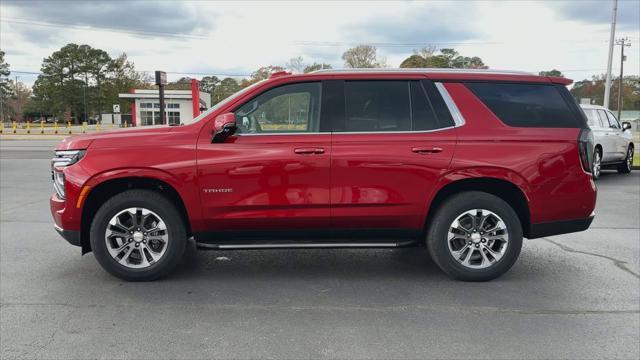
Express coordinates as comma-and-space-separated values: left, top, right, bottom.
543, 237, 640, 279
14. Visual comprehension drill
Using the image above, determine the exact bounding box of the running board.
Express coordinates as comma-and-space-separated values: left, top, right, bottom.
196, 240, 418, 250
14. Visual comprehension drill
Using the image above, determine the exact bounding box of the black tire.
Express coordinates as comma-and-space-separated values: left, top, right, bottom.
592, 147, 602, 180
90, 189, 187, 281
426, 191, 523, 281
616, 145, 634, 174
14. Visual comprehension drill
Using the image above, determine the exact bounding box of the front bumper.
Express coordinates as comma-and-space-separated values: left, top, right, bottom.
54, 224, 81, 247
527, 213, 595, 239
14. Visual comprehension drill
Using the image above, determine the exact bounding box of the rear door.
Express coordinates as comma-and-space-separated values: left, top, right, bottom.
583, 108, 609, 159
326, 79, 457, 232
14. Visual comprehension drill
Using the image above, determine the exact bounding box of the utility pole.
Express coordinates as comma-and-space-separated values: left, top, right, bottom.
615, 38, 631, 121
604, 0, 617, 108
83, 74, 88, 125
15, 76, 20, 123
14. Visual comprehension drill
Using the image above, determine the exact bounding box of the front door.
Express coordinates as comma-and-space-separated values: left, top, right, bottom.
196, 82, 331, 234
326, 79, 457, 232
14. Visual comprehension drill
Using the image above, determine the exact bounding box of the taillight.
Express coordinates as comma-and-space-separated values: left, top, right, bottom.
578, 128, 594, 173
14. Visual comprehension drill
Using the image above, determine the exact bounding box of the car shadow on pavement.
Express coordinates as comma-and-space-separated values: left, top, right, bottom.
169, 239, 445, 282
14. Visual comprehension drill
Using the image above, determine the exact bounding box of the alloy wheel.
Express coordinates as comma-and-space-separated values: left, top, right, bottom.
447, 209, 509, 269
105, 207, 169, 269
626, 147, 634, 171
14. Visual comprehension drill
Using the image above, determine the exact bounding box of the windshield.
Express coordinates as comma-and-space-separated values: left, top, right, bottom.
190, 80, 267, 123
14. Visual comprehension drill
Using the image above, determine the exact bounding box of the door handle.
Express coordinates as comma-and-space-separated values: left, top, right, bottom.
412, 146, 443, 154
294, 147, 325, 155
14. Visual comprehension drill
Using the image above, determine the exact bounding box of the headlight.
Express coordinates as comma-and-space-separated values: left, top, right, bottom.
51, 150, 85, 199
52, 150, 85, 168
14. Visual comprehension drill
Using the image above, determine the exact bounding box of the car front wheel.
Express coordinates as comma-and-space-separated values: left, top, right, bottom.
90, 189, 187, 281
426, 191, 523, 281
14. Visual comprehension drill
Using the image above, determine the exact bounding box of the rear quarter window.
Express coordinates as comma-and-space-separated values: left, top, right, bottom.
466, 82, 583, 128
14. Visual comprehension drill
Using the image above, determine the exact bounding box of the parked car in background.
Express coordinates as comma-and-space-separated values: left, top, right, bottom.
51, 69, 597, 282
580, 104, 634, 179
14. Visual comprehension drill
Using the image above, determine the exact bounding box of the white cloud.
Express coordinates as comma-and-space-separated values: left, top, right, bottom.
1, 0, 638, 87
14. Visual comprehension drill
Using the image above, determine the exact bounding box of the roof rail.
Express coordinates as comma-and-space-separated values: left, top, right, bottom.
269, 71, 292, 78
310, 68, 535, 76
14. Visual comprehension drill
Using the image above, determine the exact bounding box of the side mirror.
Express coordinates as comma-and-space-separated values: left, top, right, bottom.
622, 121, 632, 131
212, 112, 237, 143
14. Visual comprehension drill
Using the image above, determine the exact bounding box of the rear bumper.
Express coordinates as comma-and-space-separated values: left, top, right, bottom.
54, 224, 81, 247
527, 213, 595, 239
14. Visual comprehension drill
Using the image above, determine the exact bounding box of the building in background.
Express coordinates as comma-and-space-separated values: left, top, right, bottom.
118, 79, 210, 126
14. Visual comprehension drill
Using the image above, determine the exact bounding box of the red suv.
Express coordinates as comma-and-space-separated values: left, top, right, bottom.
51, 69, 597, 281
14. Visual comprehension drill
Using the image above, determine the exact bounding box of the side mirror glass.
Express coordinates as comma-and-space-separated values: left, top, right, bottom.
622, 121, 632, 131
212, 112, 237, 143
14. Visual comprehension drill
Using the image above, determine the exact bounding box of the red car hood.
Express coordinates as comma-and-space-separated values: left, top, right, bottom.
56, 126, 173, 150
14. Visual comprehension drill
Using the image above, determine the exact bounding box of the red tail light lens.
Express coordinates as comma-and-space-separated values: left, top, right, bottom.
578, 128, 594, 173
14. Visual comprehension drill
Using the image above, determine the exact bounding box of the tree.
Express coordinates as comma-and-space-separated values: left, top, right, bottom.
399, 47, 487, 69
212, 77, 241, 105
251, 65, 286, 82
7, 81, 31, 122
539, 69, 564, 77
31, 45, 149, 123
303, 62, 332, 73
199, 75, 220, 105
286, 56, 305, 74
342, 45, 386, 68
166, 76, 193, 90
0, 51, 13, 122
571, 75, 640, 110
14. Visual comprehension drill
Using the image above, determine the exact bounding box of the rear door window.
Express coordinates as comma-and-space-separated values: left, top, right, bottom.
466, 83, 581, 127
583, 109, 599, 127
343, 81, 411, 132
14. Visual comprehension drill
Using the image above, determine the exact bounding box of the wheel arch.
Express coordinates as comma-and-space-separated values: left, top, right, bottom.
80, 173, 192, 254
425, 176, 531, 238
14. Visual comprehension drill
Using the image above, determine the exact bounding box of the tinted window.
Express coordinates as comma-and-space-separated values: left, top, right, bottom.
411, 81, 440, 130
343, 81, 410, 132
235, 82, 321, 134
466, 83, 581, 127
605, 111, 621, 129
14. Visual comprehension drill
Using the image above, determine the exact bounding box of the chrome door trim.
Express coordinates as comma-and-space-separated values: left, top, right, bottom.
434, 82, 466, 127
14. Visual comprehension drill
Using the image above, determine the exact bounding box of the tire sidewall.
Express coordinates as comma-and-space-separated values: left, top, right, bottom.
428, 192, 523, 281
592, 148, 601, 180
90, 190, 186, 281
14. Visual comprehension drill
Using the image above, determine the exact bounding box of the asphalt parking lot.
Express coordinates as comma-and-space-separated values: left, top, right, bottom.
1, 139, 639, 359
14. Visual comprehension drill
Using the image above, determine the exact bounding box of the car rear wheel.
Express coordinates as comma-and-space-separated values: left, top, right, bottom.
617, 145, 633, 174
90, 189, 187, 281
426, 191, 523, 281
592, 148, 602, 180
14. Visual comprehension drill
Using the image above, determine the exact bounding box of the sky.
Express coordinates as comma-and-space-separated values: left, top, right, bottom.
1, 0, 639, 88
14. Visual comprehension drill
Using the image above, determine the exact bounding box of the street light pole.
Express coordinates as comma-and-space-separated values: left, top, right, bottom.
604, 0, 617, 108
615, 38, 630, 121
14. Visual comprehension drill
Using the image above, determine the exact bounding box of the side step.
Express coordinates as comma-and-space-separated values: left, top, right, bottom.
196, 240, 418, 250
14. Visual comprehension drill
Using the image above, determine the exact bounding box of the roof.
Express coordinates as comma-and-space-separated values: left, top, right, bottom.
284, 68, 572, 85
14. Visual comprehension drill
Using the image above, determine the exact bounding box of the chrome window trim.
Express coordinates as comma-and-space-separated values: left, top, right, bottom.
332, 126, 455, 135
235, 126, 456, 136
434, 82, 465, 127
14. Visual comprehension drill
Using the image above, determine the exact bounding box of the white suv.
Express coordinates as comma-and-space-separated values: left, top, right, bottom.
580, 104, 634, 179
